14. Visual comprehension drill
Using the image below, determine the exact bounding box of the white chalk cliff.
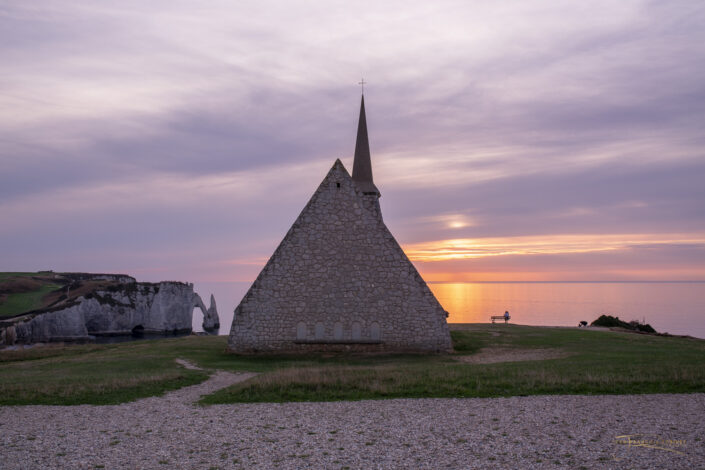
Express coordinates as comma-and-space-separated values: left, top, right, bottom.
2, 281, 208, 344
203, 294, 220, 331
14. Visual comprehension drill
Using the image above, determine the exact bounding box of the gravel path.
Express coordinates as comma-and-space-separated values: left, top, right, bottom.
1, 372, 703, 469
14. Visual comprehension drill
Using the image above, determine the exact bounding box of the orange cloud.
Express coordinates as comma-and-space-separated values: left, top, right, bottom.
403, 233, 705, 262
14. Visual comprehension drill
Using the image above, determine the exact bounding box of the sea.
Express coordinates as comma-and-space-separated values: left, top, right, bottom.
192, 281, 705, 340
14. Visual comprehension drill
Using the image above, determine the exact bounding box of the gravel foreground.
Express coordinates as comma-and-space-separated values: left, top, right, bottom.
1, 373, 703, 470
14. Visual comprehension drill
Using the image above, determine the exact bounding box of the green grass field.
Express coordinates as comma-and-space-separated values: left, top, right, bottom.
0, 283, 61, 317
0, 340, 209, 405
0, 271, 63, 317
203, 325, 705, 404
1, 325, 703, 406
0, 272, 39, 280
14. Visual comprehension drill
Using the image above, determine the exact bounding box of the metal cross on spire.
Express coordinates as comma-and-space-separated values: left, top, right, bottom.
358, 78, 366, 94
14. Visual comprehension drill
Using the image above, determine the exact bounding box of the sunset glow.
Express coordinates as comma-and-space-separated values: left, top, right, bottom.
403, 234, 705, 262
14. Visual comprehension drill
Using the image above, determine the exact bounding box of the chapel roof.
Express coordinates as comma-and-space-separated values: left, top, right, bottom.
351, 95, 380, 196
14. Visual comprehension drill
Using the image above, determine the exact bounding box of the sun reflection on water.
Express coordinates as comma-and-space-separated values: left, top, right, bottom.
427, 282, 705, 339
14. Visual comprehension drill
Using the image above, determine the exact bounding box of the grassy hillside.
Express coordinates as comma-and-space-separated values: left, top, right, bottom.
0, 273, 58, 317
0, 271, 131, 317
1, 324, 704, 406
0, 284, 62, 317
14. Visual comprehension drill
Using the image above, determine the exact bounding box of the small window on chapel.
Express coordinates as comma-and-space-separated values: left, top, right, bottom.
333, 322, 343, 340
370, 322, 381, 340
351, 322, 362, 340
296, 322, 307, 340
315, 322, 325, 340
336, 182, 341, 188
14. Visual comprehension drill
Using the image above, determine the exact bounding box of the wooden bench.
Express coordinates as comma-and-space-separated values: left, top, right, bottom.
491, 315, 510, 324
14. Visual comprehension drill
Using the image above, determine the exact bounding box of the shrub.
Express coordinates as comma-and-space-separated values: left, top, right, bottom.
591, 315, 656, 333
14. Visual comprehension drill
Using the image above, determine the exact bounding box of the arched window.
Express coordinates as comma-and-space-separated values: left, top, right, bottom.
351, 322, 362, 341
315, 322, 325, 340
333, 322, 343, 340
296, 322, 307, 340
370, 322, 381, 340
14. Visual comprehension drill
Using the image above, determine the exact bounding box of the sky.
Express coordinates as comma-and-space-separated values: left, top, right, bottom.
1, 0, 704, 283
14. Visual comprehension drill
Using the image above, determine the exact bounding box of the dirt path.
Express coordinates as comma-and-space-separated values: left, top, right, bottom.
148, 369, 258, 406
165, 358, 257, 404
174, 358, 204, 370
456, 347, 572, 364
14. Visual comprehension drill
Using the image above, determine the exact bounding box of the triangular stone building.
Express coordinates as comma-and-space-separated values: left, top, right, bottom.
227, 96, 452, 353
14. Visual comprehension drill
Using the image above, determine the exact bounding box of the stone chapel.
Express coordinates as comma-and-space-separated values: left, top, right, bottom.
227, 95, 452, 353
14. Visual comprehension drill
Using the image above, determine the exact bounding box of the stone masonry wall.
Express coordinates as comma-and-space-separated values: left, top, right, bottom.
227, 160, 452, 353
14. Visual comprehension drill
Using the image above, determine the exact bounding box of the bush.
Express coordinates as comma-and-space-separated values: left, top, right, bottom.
591, 315, 624, 328
591, 315, 656, 333
629, 321, 656, 333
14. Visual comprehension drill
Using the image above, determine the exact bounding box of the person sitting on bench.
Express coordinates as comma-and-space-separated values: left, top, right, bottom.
491, 311, 511, 323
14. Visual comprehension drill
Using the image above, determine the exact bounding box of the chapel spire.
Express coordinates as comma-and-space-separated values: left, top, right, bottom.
352, 94, 380, 196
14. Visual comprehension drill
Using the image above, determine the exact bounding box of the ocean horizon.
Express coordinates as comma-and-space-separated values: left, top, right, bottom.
193, 280, 705, 340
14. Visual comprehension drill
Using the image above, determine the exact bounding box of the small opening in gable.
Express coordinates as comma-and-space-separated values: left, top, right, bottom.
336, 182, 340, 188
